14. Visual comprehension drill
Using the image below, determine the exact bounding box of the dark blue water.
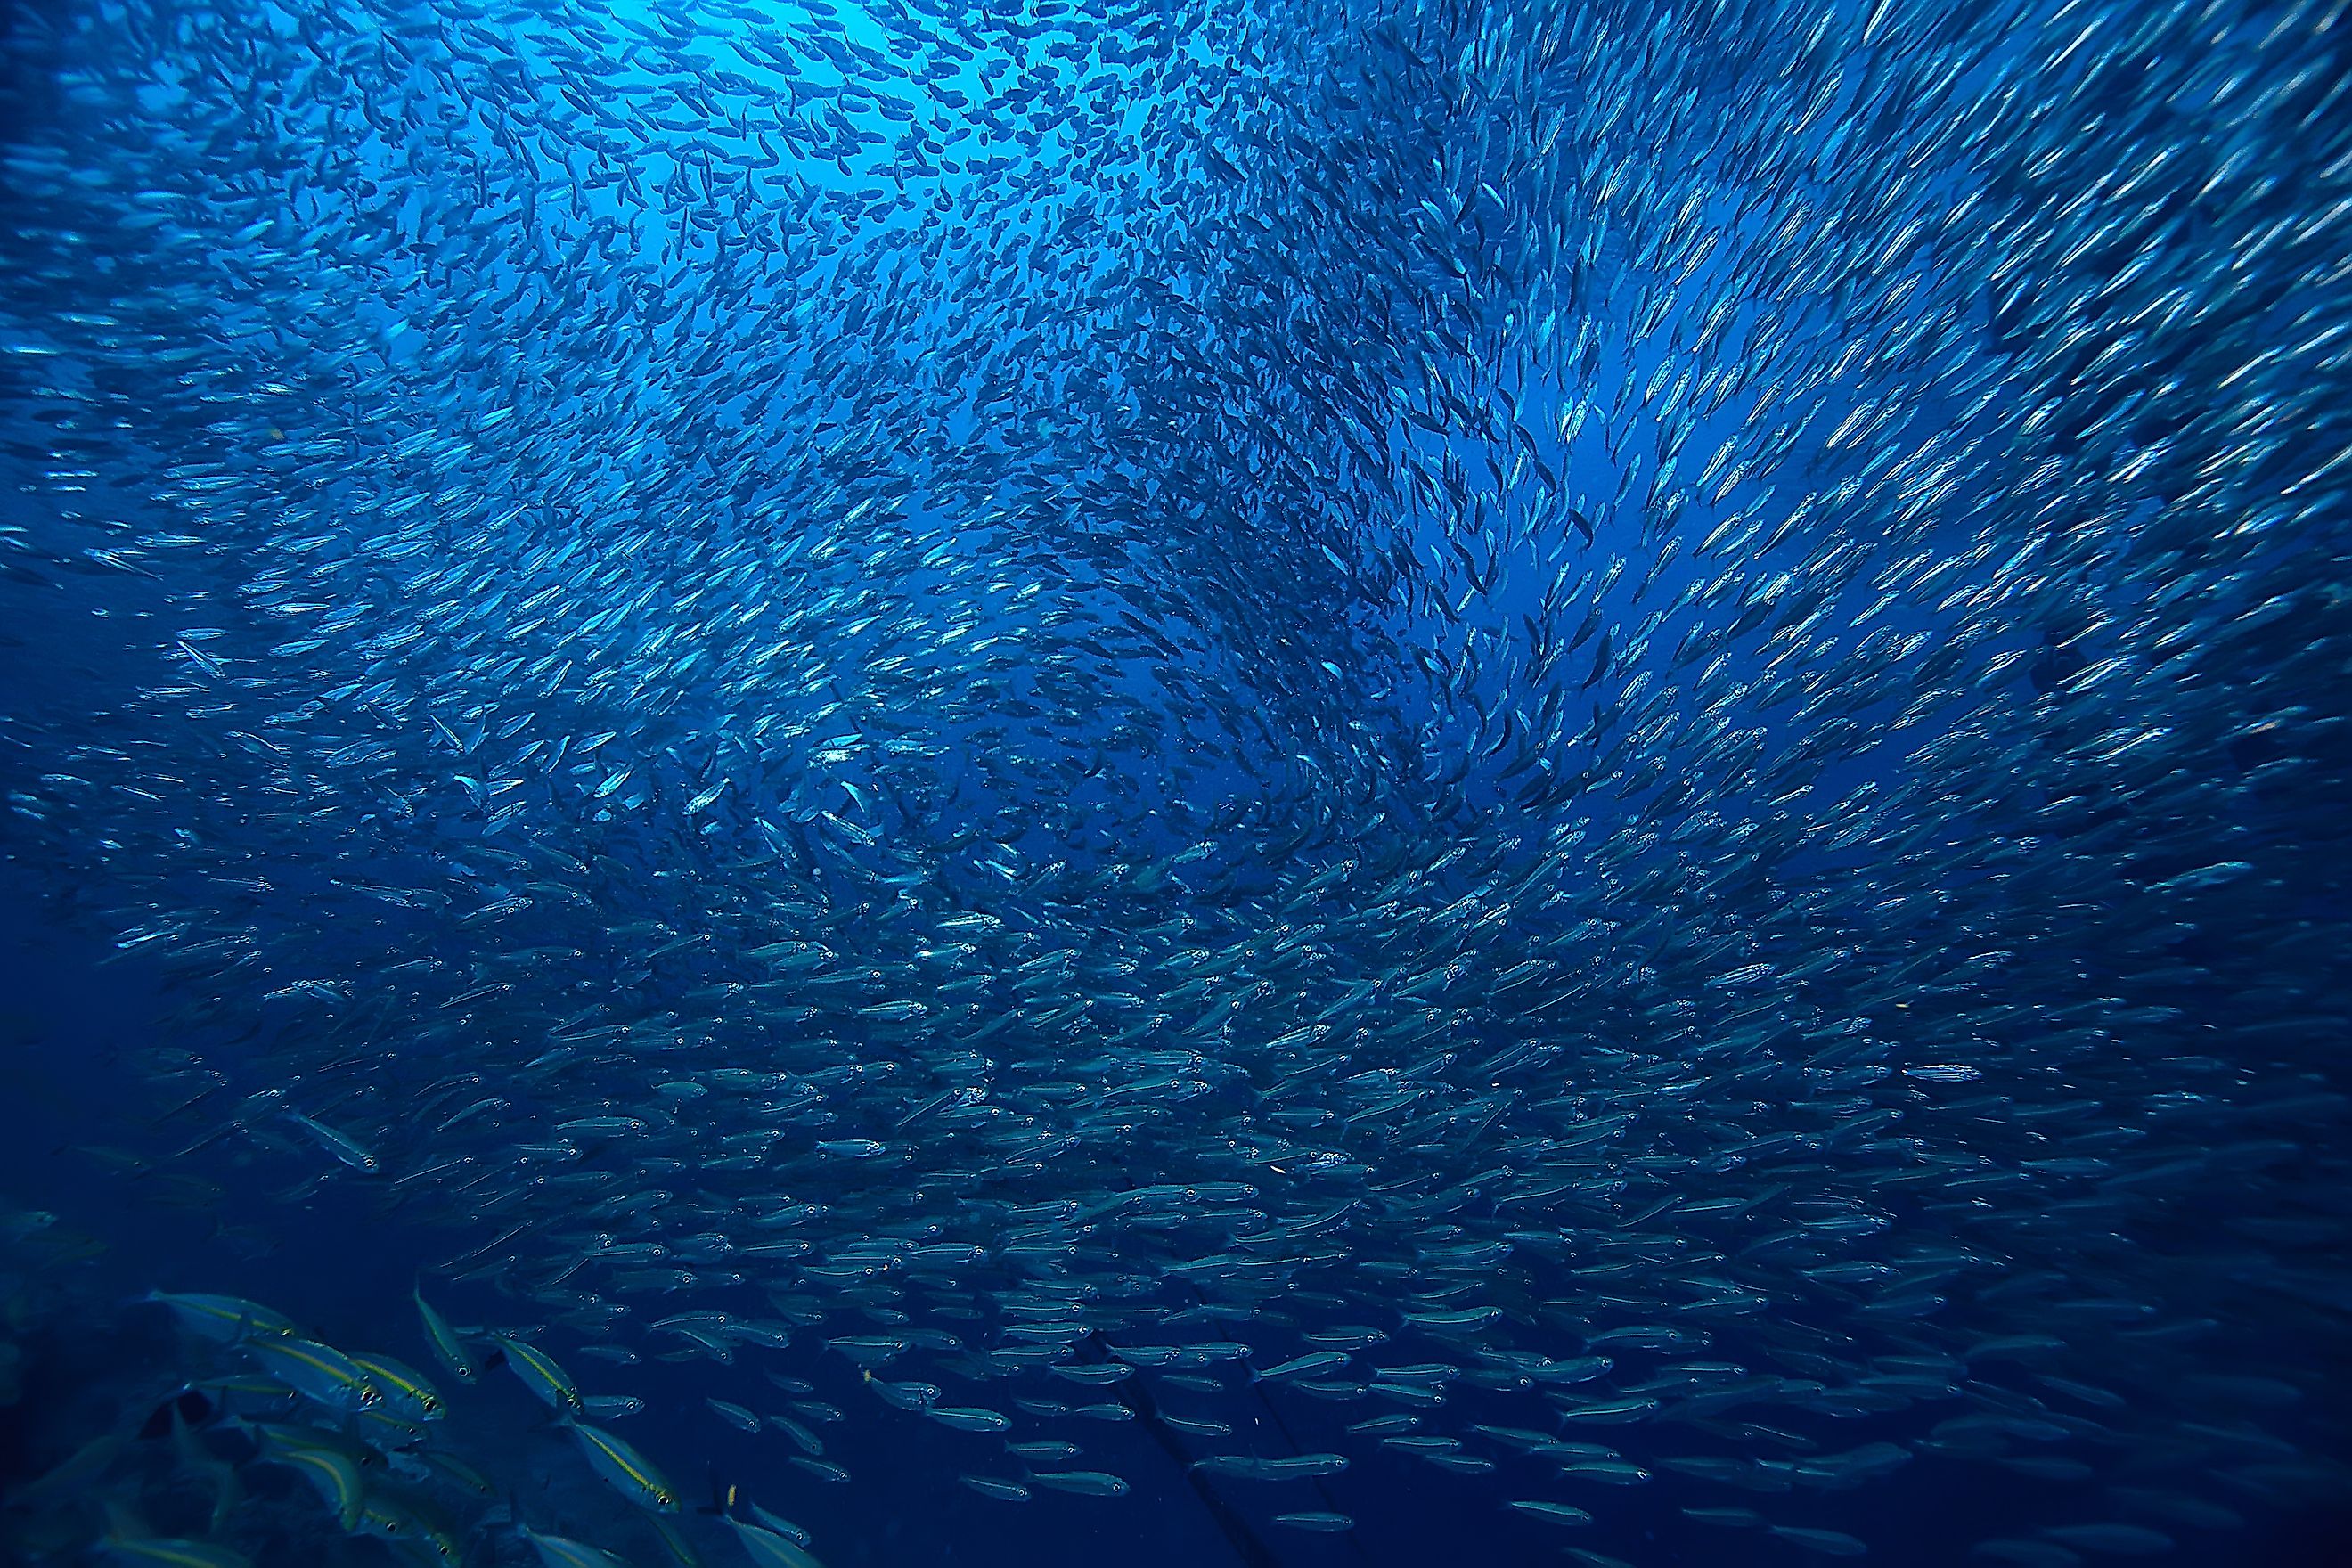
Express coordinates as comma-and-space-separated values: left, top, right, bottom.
4, 0, 2350, 1564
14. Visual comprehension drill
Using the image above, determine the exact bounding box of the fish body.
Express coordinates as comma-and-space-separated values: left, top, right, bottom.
253, 1440, 366, 1531
1025, 1470, 1130, 1497
727, 1518, 824, 1568
960, 1475, 1031, 1502
99, 1536, 253, 1568
1252, 1351, 1351, 1382
707, 1397, 762, 1433
520, 1528, 635, 1568
926, 1404, 1010, 1433
563, 1417, 681, 1512
497, 1335, 583, 1413
241, 1337, 380, 1412
413, 1289, 479, 1382
355, 1482, 463, 1563
143, 1292, 296, 1343
1274, 1514, 1354, 1532
282, 1109, 380, 1173
348, 1352, 445, 1421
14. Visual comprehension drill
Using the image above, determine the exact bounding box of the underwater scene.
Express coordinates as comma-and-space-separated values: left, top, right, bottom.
2, 0, 2349, 1563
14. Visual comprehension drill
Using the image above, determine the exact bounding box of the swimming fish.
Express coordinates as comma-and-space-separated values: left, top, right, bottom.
413, 1287, 480, 1383
495, 1335, 583, 1414
562, 1417, 682, 1513
5, 0, 2348, 1563
141, 1292, 296, 1343
240, 1337, 381, 1414
726, 1516, 825, 1568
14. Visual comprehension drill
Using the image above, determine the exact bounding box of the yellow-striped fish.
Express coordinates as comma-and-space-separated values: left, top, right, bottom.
355, 1482, 462, 1563
727, 1517, 824, 1568
349, 1351, 445, 1421
238, 1417, 380, 1473
352, 1404, 433, 1450
495, 1335, 582, 1413
561, 1417, 681, 1512
96, 1497, 247, 1565
415, 1447, 495, 1497
242, 1336, 381, 1412
98, 1535, 253, 1568
413, 1287, 478, 1383
141, 1291, 296, 1343
255, 1441, 365, 1531
648, 1514, 700, 1568
519, 1526, 635, 1568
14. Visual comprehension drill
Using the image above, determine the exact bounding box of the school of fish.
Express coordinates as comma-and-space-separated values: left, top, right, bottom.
1, 0, 2348, 1562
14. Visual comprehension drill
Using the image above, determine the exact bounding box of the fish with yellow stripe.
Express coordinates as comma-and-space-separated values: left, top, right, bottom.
494, 1334, 583, 1414
560, 1415, 681, 1512
355, 1481, 464, 1564
139, 1290, 296, 1343
413, 1286, 480, 1383
241, 1335, 382, 1412
97, 1505, 253, 1568
727, 1514, 825, 1568
348, 1350, 445, 1421
245, 1428, 369, 1530
519, 1524, 637, 1568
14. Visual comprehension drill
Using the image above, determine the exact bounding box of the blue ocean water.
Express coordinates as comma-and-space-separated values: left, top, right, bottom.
3, 0, 2349, 1564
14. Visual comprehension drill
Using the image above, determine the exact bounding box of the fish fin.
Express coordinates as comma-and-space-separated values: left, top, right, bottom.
100, 1499, 155, 1546
135, 1401, 176, 1441
209, 1466, 242, 1535
696, 1469, 737, 1517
